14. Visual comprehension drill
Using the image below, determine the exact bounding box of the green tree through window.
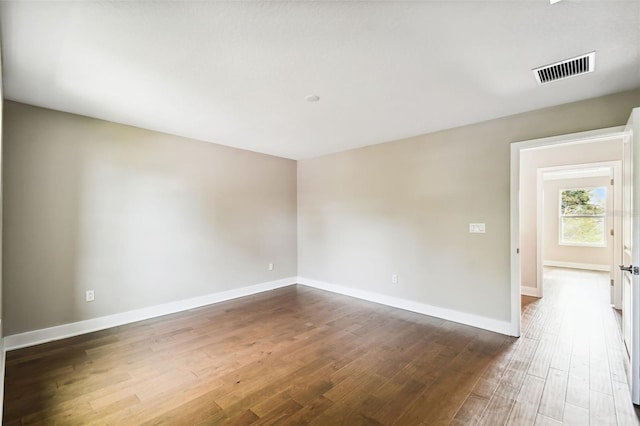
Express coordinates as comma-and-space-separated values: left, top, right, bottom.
560, 187, 606, 245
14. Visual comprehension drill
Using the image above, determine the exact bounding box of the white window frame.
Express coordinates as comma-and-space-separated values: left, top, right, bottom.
558, 186, 607, 248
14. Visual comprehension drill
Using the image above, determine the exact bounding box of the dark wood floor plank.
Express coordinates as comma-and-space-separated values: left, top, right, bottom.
368, 379, 426, 425
500, 336, 539, 391
393, 341, 496, 425
477, 394, 515, 426
451, 393, 490, 425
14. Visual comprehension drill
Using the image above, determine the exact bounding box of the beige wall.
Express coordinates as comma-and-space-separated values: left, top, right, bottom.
543, 176, 612, 267
2, 102, 297, 335
520, 139, 623, 288
298, 89, 640, 323
3, 88, 639, 336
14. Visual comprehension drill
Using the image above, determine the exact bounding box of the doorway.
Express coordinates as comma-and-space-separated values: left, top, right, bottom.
536, 162, 622, 308
510, 126, 627, 337
510, 117, 640, 406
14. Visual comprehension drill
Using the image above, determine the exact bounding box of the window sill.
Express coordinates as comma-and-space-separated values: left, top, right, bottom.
558, 242, 607, 248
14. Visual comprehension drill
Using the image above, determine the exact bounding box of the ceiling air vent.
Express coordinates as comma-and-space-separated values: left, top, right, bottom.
533, 52, 595, 85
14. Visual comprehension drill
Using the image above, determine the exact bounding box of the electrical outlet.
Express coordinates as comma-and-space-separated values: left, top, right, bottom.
86, 290, 95, 302
391, 274, 398, 284
268, 263, 274, 271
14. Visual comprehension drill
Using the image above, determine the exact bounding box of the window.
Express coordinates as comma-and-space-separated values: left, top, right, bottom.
559, 187, 606, 246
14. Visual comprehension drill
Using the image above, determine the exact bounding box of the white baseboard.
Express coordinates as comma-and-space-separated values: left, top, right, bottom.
543, 260, 610, 271
4, 277, 297, 351
5, 274, 518, 350
297, 277, 515, 336
521, 286, 541, 297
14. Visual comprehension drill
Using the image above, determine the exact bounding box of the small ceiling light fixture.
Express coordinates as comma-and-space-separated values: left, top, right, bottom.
550, 0, 563, 4
305, 95, 320, 102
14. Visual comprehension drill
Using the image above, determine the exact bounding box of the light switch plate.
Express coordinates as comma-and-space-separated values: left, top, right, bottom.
469, 223, 486, 233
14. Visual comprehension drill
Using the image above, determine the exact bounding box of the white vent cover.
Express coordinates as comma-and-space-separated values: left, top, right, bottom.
533, 52, 595, 85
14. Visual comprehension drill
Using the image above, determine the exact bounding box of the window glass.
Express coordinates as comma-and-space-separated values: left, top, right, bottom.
560, 187, 606, 246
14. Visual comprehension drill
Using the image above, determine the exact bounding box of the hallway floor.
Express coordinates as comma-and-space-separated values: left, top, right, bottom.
511, 267, 640, 425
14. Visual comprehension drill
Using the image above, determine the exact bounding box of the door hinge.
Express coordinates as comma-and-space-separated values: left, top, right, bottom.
611, 279, 614, 287
611, 229, 614, 236
517, 248, 520, 254
611, 178, 614, 186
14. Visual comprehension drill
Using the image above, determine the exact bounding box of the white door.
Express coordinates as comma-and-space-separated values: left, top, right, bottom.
622, 108, 640, 404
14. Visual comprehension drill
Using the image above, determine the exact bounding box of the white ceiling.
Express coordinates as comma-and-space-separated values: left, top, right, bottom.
1, 1, 639, 160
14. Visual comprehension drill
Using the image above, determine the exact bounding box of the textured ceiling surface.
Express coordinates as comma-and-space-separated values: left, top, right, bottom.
2, 1, 639, 159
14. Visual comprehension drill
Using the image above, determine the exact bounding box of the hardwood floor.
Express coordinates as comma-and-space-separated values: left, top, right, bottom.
512, 267, 639, 426
3, 268, 639, 425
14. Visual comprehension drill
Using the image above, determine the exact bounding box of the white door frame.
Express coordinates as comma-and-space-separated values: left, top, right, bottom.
510, 126, 626, 336
623, 109, 640, 404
